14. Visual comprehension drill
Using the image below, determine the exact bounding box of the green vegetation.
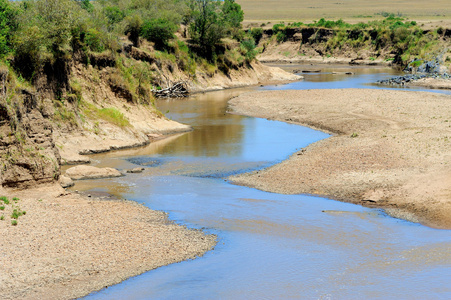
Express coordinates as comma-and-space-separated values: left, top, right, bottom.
82, 102, 130, 128
0, 0, 256, 115
1, 196, 10, 204
141, 18, 178, 50
0, 0, 252, 78
186, 0, 244, 59
0, 196, 25, 225
97, 108, 130, 127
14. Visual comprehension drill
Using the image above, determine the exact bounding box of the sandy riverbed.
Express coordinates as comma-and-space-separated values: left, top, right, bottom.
228, 88, 451, 229
0, 184, 216, 299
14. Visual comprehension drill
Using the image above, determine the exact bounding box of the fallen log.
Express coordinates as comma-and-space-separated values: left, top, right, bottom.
152, 81, 189, 98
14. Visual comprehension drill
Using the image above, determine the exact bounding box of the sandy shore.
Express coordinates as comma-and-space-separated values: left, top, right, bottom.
0, 184, 216, 299
409, 77, 451, 90
228, 89, 451, 229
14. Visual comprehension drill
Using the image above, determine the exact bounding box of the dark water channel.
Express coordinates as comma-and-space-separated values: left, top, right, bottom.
80, 65, 451, 299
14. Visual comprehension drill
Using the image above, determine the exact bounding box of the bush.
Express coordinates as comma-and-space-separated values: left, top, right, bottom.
272, 23, 285, 32
104, 6, 124, 27
85, 29, 104, 52
276, 31, 286, 43
240, 38, 257, 62
125, 14, 143, 47
140, 18, 178, 49
250, 27, 263, 44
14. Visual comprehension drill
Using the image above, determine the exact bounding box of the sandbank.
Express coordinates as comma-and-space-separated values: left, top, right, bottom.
228, 88, 451, 228
0, 184, 216, 299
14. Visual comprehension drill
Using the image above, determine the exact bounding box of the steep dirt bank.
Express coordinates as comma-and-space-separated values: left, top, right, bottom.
0, 183, 216, 299
56, 59, 299, 164
228, 89, 451, 229
253, 26, 451, 67
255, 27, 392, 65
191, 60, 301, 91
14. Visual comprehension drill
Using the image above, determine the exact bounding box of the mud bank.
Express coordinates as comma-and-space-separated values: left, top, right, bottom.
228, 89, 451, 229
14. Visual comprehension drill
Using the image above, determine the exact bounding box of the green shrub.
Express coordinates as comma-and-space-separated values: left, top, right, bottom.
177, 40, 189, 53
272, 23, 285, 32
250, 27, 263, 44
276, 31, 286, 43
104, 6, 124, 27
85, 29, 104, 52
240, 38, 257, 62
410, 60, 423, 68
140, 18, 178, 49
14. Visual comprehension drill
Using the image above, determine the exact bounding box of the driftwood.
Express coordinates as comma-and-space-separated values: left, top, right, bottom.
152, 81, 189, 98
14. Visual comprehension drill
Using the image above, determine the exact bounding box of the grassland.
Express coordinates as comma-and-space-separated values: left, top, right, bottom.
239, 0, 451, 28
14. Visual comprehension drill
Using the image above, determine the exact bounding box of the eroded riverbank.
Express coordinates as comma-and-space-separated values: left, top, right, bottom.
229, 88, 451, 228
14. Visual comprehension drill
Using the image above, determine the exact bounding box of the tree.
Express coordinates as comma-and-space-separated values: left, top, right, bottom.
12, 0, 83, 78
187, 0, 225, 57
222, 0, 243, 35
23, 0, 81, 54
0, 0, 16, 56
125, 14, 143, 47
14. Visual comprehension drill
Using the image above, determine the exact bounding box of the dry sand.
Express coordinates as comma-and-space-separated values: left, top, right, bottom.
0, 184, 216, 299
228, 89, 451, 229
409, 77, 451, 90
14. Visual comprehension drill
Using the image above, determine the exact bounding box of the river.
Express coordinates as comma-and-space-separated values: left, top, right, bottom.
79, 65, 451, 299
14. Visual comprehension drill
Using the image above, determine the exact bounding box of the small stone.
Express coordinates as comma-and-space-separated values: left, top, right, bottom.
126, 167, 145, 174
59, 175, 74, 188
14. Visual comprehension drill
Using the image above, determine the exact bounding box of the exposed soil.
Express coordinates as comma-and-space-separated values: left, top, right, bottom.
228, 89, 451, 229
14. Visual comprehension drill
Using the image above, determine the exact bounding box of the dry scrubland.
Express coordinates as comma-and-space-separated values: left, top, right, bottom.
240, 0, 451, 27
229, 89, 451, 229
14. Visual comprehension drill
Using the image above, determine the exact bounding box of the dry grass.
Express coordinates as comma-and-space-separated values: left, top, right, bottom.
239, 0, 451, 27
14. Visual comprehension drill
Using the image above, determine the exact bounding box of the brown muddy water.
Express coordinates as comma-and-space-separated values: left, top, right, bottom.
80, 66, 451, 299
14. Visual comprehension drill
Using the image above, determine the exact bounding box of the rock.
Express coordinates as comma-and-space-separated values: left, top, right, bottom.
59, 175, 74, 188
126, 167, 145, 174
65, 166, 123, 180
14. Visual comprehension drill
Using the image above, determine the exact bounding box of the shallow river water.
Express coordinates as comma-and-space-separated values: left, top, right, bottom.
80, 66, 451, 299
